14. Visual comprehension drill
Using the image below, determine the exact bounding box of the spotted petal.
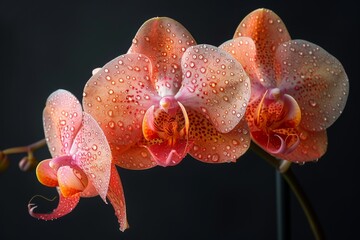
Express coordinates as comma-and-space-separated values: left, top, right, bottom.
176, 44, 250, 133
114, 144, 157, 170
275, 40, 349, 131
128, 17, 196, 96
70, 112, 112, 202
107, 165, 128, 232
188, 110, 250, 163
43, 89, 83, 157
28, 188, 80, 220
83, 53, 160, 158
233, 8, 291, 88
276, 127, 328, 162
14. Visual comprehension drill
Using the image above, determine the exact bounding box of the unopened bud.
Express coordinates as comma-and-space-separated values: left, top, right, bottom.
0, 152, 9, 172
19, 156, 38, 172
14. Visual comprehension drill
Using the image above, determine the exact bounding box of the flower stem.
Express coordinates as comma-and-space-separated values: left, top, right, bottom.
2, 138, 46, 155
250, 142, 325, 240
276, 170, 290, 240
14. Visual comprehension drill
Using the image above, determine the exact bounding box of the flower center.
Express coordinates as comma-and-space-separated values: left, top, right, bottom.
252, 88, 302, 154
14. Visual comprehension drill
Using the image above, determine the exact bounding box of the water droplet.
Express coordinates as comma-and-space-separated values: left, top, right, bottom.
59, 120, 66, 125
211, 154, 220, 162
92, 144, 98, 151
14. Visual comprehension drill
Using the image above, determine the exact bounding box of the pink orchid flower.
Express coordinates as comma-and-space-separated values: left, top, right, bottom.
28, 89, 128, 231
83, 17, 251, 168
220, 8, 349, 162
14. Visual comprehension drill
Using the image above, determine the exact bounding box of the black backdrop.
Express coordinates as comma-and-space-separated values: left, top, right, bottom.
0, 0, 358, 239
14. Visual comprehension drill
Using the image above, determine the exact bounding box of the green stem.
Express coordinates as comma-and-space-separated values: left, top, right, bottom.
250, 142, 325, 240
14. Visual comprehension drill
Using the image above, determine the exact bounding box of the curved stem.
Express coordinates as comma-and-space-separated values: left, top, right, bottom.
250, 142, 325, 240
2, 139, 46, 155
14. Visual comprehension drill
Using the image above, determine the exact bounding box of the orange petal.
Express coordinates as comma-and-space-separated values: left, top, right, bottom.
70, 112, 112, 202
276, 128, 328, 162
36, 159, 58, 187
176, 44, 251, 134
275, 40, 349, 131
188, 110, 251, 163
233, 8, 291, 87
57, 166, 88, 197
128, 17, 196, 96
43, 89, 83, 157
83, 53, 159, 152
107, 165, 129, 232
113, 143, 157, 170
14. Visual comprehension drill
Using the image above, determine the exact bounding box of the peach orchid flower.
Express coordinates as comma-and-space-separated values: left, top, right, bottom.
83, 17, 251, 168
28, 89, 128, 231
220, 8, 349, 162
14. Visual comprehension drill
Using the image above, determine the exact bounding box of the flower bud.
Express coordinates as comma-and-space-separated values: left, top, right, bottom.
19, 156, 38, 172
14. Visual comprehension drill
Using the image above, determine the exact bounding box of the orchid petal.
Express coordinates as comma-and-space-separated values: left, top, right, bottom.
176, 44, 251, 133
219, 37, 262, 88
83, 53, 159, 153
233, 8, 291, 88
36, 159, 58, 187
70, 112, 112, 202
43, 89, 83, 157
188, 110, 250, 163
57, 165, 88, 197
28, 188, 80, 220
275, 40, 349, 131
114, 143, 157, 170
128, 17, 196, 96
276, 127, 327, 162
107, 165, 129, 232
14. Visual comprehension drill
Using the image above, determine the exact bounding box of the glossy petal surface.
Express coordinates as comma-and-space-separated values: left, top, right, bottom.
176, 44, 251, 133
36, 159, 58, 187
83, 54, 159, 157
43, 89, 83, 157
70, 112, 112, 202
275, 40, 349, 131
128, 17, 196, 96
234, 8, 291, 88
107, 165, 128, 232
113, 143, 157, 170
188, 109, 251, 163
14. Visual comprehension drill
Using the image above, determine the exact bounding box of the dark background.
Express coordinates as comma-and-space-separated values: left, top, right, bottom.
0, 0, 358, 239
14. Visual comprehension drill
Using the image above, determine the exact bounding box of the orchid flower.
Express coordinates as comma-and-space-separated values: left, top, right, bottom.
28, 89, 128, 231
220, 8, 349, 162
83, 17, 251, 168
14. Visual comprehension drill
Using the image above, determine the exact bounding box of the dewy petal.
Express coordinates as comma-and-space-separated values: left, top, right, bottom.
106, 165, 129, 232
70, 112, 112, 202
188, 109, 250, 163
36, 159, 58, 187
28, 188, 80, 221
176, 44, 251, 133
219, 37, 262, 90
57, 165, 88, 197
83, 53, 159, 154
233, 8, 291, 88
128, 17, 196, 97
276, 127, 328, 162
43, 89, 83, 157
275, 40, 349, 131
114, 143, 157, 170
